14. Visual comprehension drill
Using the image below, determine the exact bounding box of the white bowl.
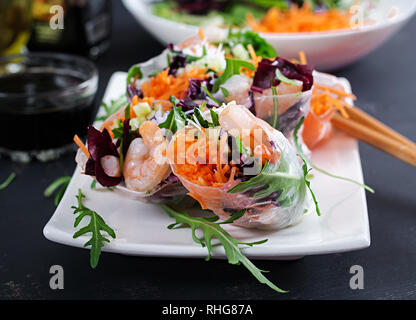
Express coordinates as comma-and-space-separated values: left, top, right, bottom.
122, 0, 416, 71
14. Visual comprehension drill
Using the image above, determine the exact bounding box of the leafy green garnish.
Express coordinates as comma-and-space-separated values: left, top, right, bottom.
212, 58, 256, 92
275, 69, 302, 87
162, 205, 286, 293
209, 109, 220, 127
158, 97, 187, 134
301, 159, 321, 216
72, 189, 116, 268
44, 176, 71, 206
222, 29, 278, 58
0, 172, 16, 190
96, 95, 128, 122
270, 86, 280, 130
294, 117, 375, 193
220, 86, 230, 98
126, 64, 143, 87
228, 159, 305, 208
201, 85, 221, 105
90, 179, 97, 189
193, 107, 210, 128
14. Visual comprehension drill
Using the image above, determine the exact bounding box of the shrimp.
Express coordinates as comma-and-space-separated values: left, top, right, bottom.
123, 121, 171, 192
221, 75, 252, 107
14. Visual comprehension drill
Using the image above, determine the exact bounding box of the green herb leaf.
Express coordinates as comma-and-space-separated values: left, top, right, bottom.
201, 85, 221, 105
275, 69, 302, 87
0, 172, 16, 190
228, 159, 305, 208
209, 109, 220, 127
158, 97, 187, 134
161, 205, 285, 293
220, 86, 230, 98
270, 86, 280, 130
293, 117, 375, 193
212, 58, 256, 92
44, 176, 71, 206
193, 107, 210, 128
126, 64, 143, 87
90, 179, 97, 189
96, 95, 128, 122
72, 189, 116, 268
218, 30, 278, 58
301, 159, 321, 216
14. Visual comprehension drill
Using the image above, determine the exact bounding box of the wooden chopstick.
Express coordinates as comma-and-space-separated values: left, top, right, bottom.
331, 110, 416, 167
346, 106, 416, 149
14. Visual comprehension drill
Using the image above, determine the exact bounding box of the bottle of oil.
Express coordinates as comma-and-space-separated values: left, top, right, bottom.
27, 0, 111, 59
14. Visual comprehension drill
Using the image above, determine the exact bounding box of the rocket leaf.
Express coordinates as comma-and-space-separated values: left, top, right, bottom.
72, 189, 116, 268
162, 205, 286, 293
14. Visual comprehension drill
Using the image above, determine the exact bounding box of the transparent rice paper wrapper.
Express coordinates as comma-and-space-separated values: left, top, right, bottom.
169, 105, 310, 230
253, 87, 313, 138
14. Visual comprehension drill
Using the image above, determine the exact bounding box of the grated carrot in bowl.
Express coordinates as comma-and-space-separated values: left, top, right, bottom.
247, 3, 352, 34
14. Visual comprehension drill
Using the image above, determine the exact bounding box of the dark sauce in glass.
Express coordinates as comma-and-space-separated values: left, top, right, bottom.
0, 70, 96, 151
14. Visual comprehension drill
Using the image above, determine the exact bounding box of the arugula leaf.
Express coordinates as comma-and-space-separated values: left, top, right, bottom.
209, 109, 220, 127
201, 85, 221, 105
44, 176, 71, 206
96, 95, 128, 122
72, 189, 116, 268
275, 69, 302, 87
158, 97, 187, 134
162, 205, 286, 293
220, 86, 230, 98
301, 159, 321, 216
0, 172, 16, 190
228, 158, 305, 208
212, 58, 256, 92
219, 30, 278, 59
126, 64, 143, 87
193, 107, 210, 128
293, 117, 375, 193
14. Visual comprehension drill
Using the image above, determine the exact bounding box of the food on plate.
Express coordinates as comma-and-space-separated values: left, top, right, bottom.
153, 0, 380, 33
73, 28, 362, 205
65, 29, 375, 293
167, 102, 309, 229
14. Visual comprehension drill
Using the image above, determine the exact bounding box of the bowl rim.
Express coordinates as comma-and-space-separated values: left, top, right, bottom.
0, 52, 98, 99
130, 0, 416, 40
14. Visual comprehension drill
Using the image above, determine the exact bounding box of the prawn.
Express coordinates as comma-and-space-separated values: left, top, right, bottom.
123, 121, 171, 192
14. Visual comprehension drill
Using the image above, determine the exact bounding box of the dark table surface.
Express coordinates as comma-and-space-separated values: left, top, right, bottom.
1, 1, 416, 300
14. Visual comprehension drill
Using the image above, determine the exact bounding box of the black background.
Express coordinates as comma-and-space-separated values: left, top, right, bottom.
1, 1, 415, 300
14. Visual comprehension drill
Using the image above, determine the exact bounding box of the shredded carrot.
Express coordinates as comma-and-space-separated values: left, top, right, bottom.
198, 27, 205, 40
73, 134, 90, 158
314, 84, 356, 99
247, 3, 352, 33
132, 95, 139, 105
311, 84, 355, 119
299, 51, 307, 64
247, 44, 257, 62
103, 122, 115, 139
140, 67, 209, 102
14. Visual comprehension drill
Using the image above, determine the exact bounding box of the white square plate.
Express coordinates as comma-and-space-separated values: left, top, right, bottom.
43, 72, 370, 260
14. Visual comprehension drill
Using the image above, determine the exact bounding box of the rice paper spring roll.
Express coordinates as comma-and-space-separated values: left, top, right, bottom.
75, 100, 189, 204
166, 102, 309, 230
